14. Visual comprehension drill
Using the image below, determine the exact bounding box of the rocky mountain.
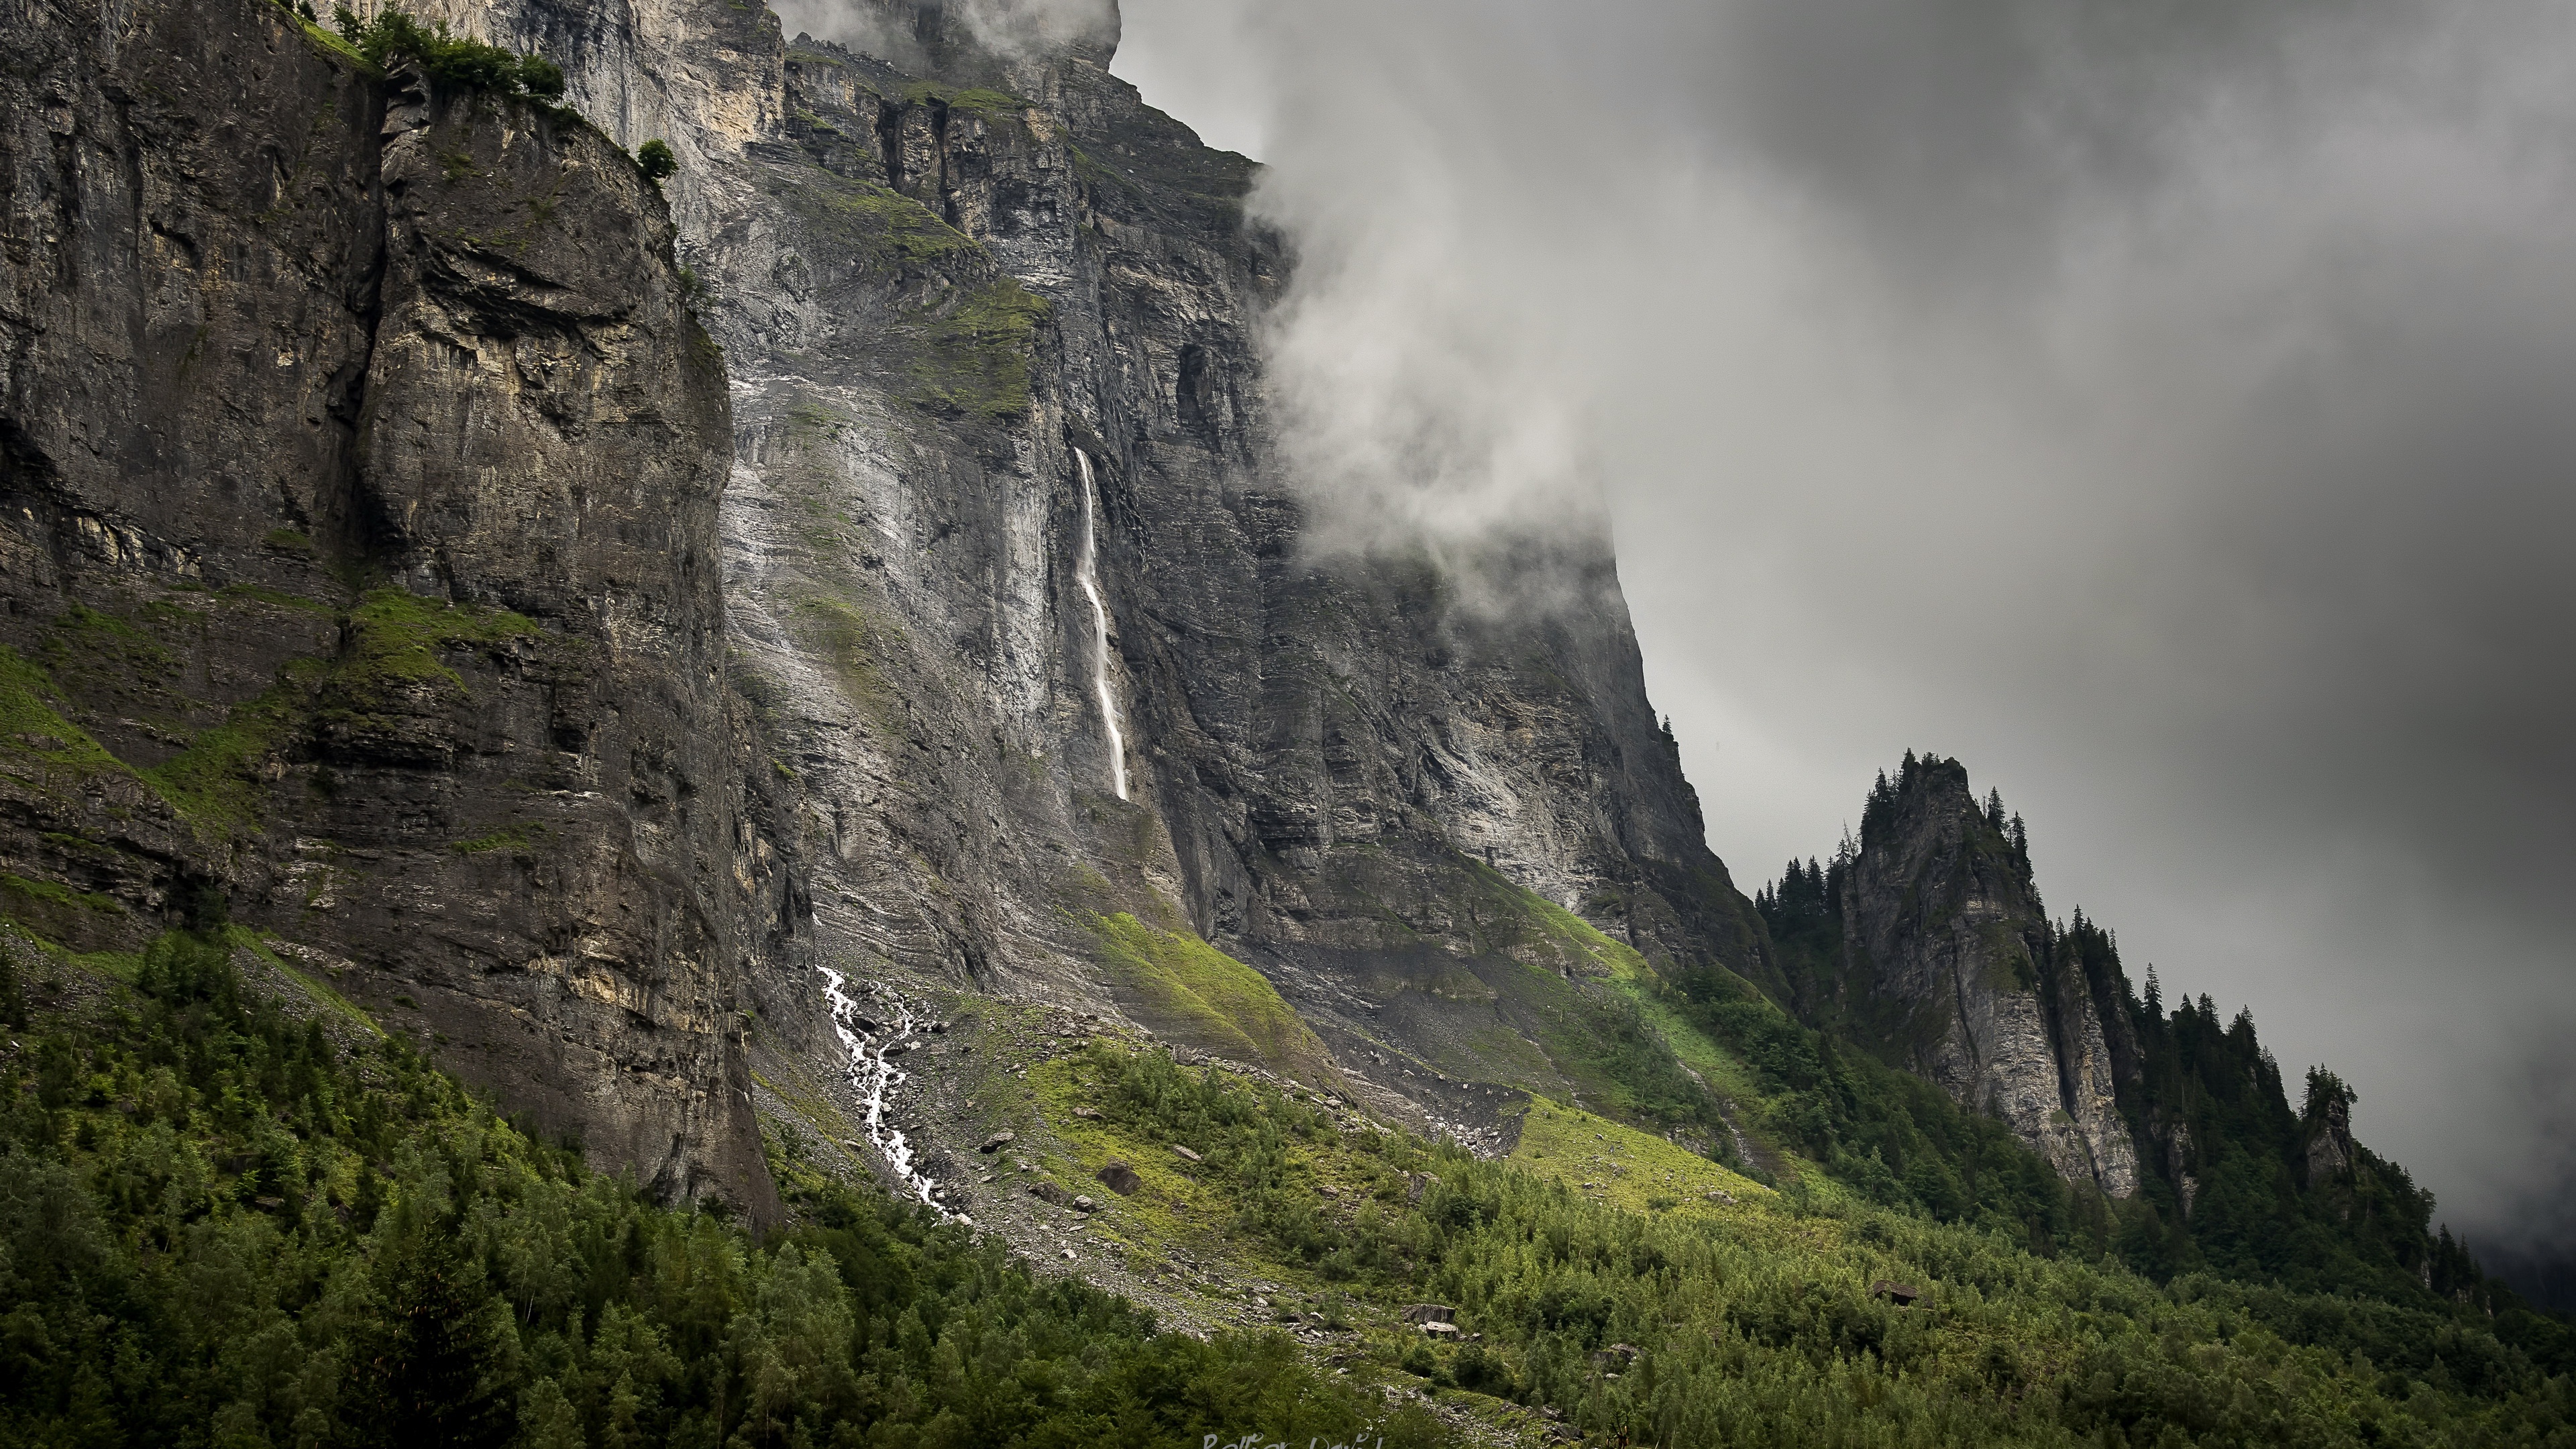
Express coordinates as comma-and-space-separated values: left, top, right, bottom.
383, 0, 1776, 1160
3, 0, 2461, 1267
0, 0, 1775, 1225
1760, 754, 2137, 1197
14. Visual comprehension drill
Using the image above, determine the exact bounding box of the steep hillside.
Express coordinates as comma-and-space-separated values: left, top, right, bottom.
2, 925, 2566, 1445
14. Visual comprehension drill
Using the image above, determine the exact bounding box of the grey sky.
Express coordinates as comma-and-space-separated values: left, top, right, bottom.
1113, 0, 2576, 1259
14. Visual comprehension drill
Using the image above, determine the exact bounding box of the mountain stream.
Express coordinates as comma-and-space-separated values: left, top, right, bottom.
818, 966, 962, 1222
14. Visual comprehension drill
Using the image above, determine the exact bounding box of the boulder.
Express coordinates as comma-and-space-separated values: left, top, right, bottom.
1096, 1161, 1142, 1195
977, 1131, 1015, 1154
1400, 1304, 1455, 1325
1172, 1144, 1203, 1163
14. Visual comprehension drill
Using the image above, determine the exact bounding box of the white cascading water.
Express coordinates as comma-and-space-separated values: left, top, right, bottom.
818, 965, 962, 1222
1073, 449, 1128, 800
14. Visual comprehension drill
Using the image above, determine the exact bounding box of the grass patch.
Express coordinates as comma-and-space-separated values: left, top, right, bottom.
900, 80, 1030, 119
0, 875, 124, 916
327, 587, 538, 715
1505, 1097, 1769, 1216
0, 647, 154, 796
907, 280, 1049, 421
1088, 914, 1332, 1083
447, 822, 551, 857
146, 663, 325, 840
783, 172, 979, 266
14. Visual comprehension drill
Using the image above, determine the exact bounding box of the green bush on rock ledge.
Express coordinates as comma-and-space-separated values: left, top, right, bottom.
331, 4, 566, 99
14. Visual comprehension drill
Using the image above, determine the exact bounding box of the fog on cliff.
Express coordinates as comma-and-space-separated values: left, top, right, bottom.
1099, 0, 2576, 1273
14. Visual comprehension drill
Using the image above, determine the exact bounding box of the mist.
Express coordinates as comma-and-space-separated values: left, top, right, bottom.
1113, 0, 2576, 1267
771, 0, 1114, 64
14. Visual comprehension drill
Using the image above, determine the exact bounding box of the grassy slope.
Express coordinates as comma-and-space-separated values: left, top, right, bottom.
1088, 911, 1336, 1085
996, 1036, 2571, 1447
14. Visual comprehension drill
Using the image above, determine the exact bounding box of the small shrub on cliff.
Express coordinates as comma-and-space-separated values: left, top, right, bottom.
636, 138, 678, 189
331, 4, 566, 99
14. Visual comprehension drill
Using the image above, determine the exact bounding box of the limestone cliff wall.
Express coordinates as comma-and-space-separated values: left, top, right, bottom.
0, 0, 778, 1218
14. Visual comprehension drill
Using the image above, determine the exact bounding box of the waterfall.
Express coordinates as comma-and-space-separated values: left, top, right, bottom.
818, 966, 961, 1222
1073, 449, 1128, 801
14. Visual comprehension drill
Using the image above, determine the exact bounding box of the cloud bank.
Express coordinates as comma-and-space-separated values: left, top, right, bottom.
1115, 0, 2576, 1260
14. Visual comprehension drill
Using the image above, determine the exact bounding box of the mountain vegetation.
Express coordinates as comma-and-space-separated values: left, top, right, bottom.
0, 929, 1444, 1448
3, 920, 2566, 1446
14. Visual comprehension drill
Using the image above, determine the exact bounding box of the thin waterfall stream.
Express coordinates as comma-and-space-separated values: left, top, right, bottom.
1073, 449, 1128, 801
817, 965, 961, 1222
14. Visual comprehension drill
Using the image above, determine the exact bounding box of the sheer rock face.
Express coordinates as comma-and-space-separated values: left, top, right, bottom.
380, 0, 1771, 1125
1836, 761, 2139, 1197
0, 0, 777, 1220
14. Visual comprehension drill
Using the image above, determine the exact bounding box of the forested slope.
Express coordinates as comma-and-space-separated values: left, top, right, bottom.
2, 920, 2567, 1446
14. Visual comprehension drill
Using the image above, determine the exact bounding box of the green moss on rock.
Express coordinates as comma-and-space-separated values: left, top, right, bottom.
0, 647, 152, 795
329, 588, 537, 716
908, 280, 1048, 420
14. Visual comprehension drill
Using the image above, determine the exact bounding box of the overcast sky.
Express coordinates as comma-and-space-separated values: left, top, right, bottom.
1108, 0, 2576, 1263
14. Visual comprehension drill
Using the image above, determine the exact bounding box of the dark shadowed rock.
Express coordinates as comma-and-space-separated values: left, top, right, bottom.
0, 0, 778, 1223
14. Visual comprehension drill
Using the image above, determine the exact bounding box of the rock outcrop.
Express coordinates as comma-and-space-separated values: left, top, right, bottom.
1823, 756, 2139, 1196
0, 0, 778, 1218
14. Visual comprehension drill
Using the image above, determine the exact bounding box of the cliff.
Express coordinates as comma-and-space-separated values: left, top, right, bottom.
1766, 755, 2139, 1197
0, 0, 779, 1217
362, 0, 1776, 1147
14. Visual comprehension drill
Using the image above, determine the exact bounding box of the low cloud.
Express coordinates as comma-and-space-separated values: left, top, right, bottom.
1118, 0, 2576, 1257
772, 0, 1114, 66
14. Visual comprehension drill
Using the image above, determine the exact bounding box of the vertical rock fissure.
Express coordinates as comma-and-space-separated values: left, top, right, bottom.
1073, 448, 1126, 800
